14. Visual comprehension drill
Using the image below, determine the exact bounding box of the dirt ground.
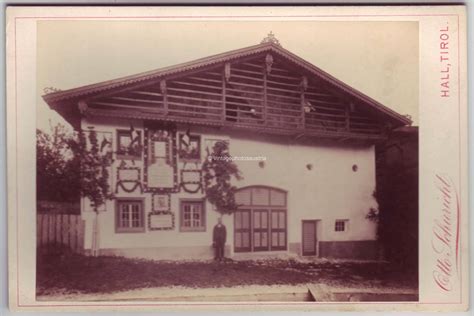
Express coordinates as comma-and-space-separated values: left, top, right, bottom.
37, 252, 418, 297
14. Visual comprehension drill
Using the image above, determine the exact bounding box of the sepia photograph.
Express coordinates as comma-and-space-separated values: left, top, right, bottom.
34, 19, 420, 303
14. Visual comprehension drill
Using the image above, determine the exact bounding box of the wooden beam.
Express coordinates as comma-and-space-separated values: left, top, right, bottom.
303, 97, 345, 107
228, 80, 263, 90
266, 98, 301, 108
225, 100, 264, 109
172, 80, 222, 91
263, 67, 267, 125
266, 106, 302, 114
226, 108, 263, 115
225, 91, 263, 102
350, 127, 382, 134
266, 92, 300, 102
203, 71, 222, 77
167, 105, 222, 118
87, 107, 385, 140
309, 111, 348, 119
90, 101, 164, 112
167, 101, 222, 111
129, 90, 163, 98
84, 64, 225, 101
305, 91, 335, 98
231, 68, 263, 77
350, 121, 382, 129
109, 96, 163, 104
267, 72, 301, 82
160, 80, 168, 115
222, 66, 226, 122
167, 87, 222, 97
167, 94, 222, 105
345, 104, 350, 132
241, 62, 263, 70
300, 79, 306, 130
187, 76, 222, 84
230, 73, 264, 83
305, 118, 346, 126
304, 103, 345, 113
267, 112, 304, 120
266, 79, 301, 89
266, 85, 301, 96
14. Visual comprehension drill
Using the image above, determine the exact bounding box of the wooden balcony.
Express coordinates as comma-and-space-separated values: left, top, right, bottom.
83, 54, 385, 140
44, 41, 410, 141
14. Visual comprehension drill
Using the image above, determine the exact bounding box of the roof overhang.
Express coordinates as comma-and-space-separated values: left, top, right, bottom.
43, 41, 412, 131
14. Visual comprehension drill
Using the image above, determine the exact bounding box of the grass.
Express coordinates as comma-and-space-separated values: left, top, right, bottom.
37, 252, 418, 296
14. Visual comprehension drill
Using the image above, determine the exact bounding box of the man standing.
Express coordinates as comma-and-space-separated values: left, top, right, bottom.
213, 217, 227, 261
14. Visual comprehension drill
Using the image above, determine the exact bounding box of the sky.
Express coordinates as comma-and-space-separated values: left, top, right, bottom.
37, 20, 418, 132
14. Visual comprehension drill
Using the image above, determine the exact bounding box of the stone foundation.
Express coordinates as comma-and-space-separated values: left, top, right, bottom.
84, 241, 380, 260
318, 240, 380, 260
84, 245, 231, 261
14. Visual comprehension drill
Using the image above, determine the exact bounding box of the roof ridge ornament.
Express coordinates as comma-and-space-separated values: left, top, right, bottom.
261, 31, 281, 47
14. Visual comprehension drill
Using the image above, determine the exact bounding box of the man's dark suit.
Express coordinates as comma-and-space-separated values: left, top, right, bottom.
213, 224, 227, 261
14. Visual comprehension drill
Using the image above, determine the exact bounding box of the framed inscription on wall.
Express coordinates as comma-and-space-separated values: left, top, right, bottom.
143, 123, 179, 193
148, 212, 175, 231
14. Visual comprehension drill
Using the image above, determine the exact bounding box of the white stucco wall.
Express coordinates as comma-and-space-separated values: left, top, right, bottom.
228, 131, 378, 244
80, 117, 377, 255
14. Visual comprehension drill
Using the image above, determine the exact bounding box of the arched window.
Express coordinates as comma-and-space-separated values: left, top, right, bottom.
233, 186, 287, 253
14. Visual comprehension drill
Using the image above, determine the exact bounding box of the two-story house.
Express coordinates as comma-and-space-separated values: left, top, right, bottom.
42, 35, 411, 260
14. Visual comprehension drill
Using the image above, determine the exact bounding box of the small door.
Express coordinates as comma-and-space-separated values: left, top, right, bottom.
302, 220, 317, 256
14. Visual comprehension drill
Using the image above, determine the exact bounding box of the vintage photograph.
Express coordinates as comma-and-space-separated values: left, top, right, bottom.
35, 20, 420, 302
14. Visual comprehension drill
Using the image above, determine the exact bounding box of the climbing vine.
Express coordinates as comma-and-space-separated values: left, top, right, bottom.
202, 141, 242, 215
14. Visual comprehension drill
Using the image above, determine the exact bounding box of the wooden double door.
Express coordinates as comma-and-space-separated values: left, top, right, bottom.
234, 209, 287, 252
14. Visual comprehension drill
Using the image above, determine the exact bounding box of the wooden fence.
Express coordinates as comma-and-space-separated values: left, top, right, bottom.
37, 200, 80, 214
37, 214, 85, 253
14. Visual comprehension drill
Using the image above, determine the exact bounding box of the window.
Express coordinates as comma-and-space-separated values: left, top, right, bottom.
180, 200, 206, 231
235, 186, 287, 207
179, 134, 201, 161
335, 220, 348, 232
115, 199, 145, 233
117, 129, 142, 159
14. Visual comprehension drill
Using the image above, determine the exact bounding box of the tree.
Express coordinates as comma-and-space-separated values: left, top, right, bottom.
68, 128, 114, 213
67, 128, 114, 256
36, 123, 80, 204
202, 141, 242, 215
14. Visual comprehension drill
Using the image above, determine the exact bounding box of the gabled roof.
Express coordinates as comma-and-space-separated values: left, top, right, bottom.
43, 41, 411, 127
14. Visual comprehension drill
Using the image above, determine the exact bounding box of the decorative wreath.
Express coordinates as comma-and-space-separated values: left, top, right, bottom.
115, 166, 143, 193
180, 162, 203, 194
